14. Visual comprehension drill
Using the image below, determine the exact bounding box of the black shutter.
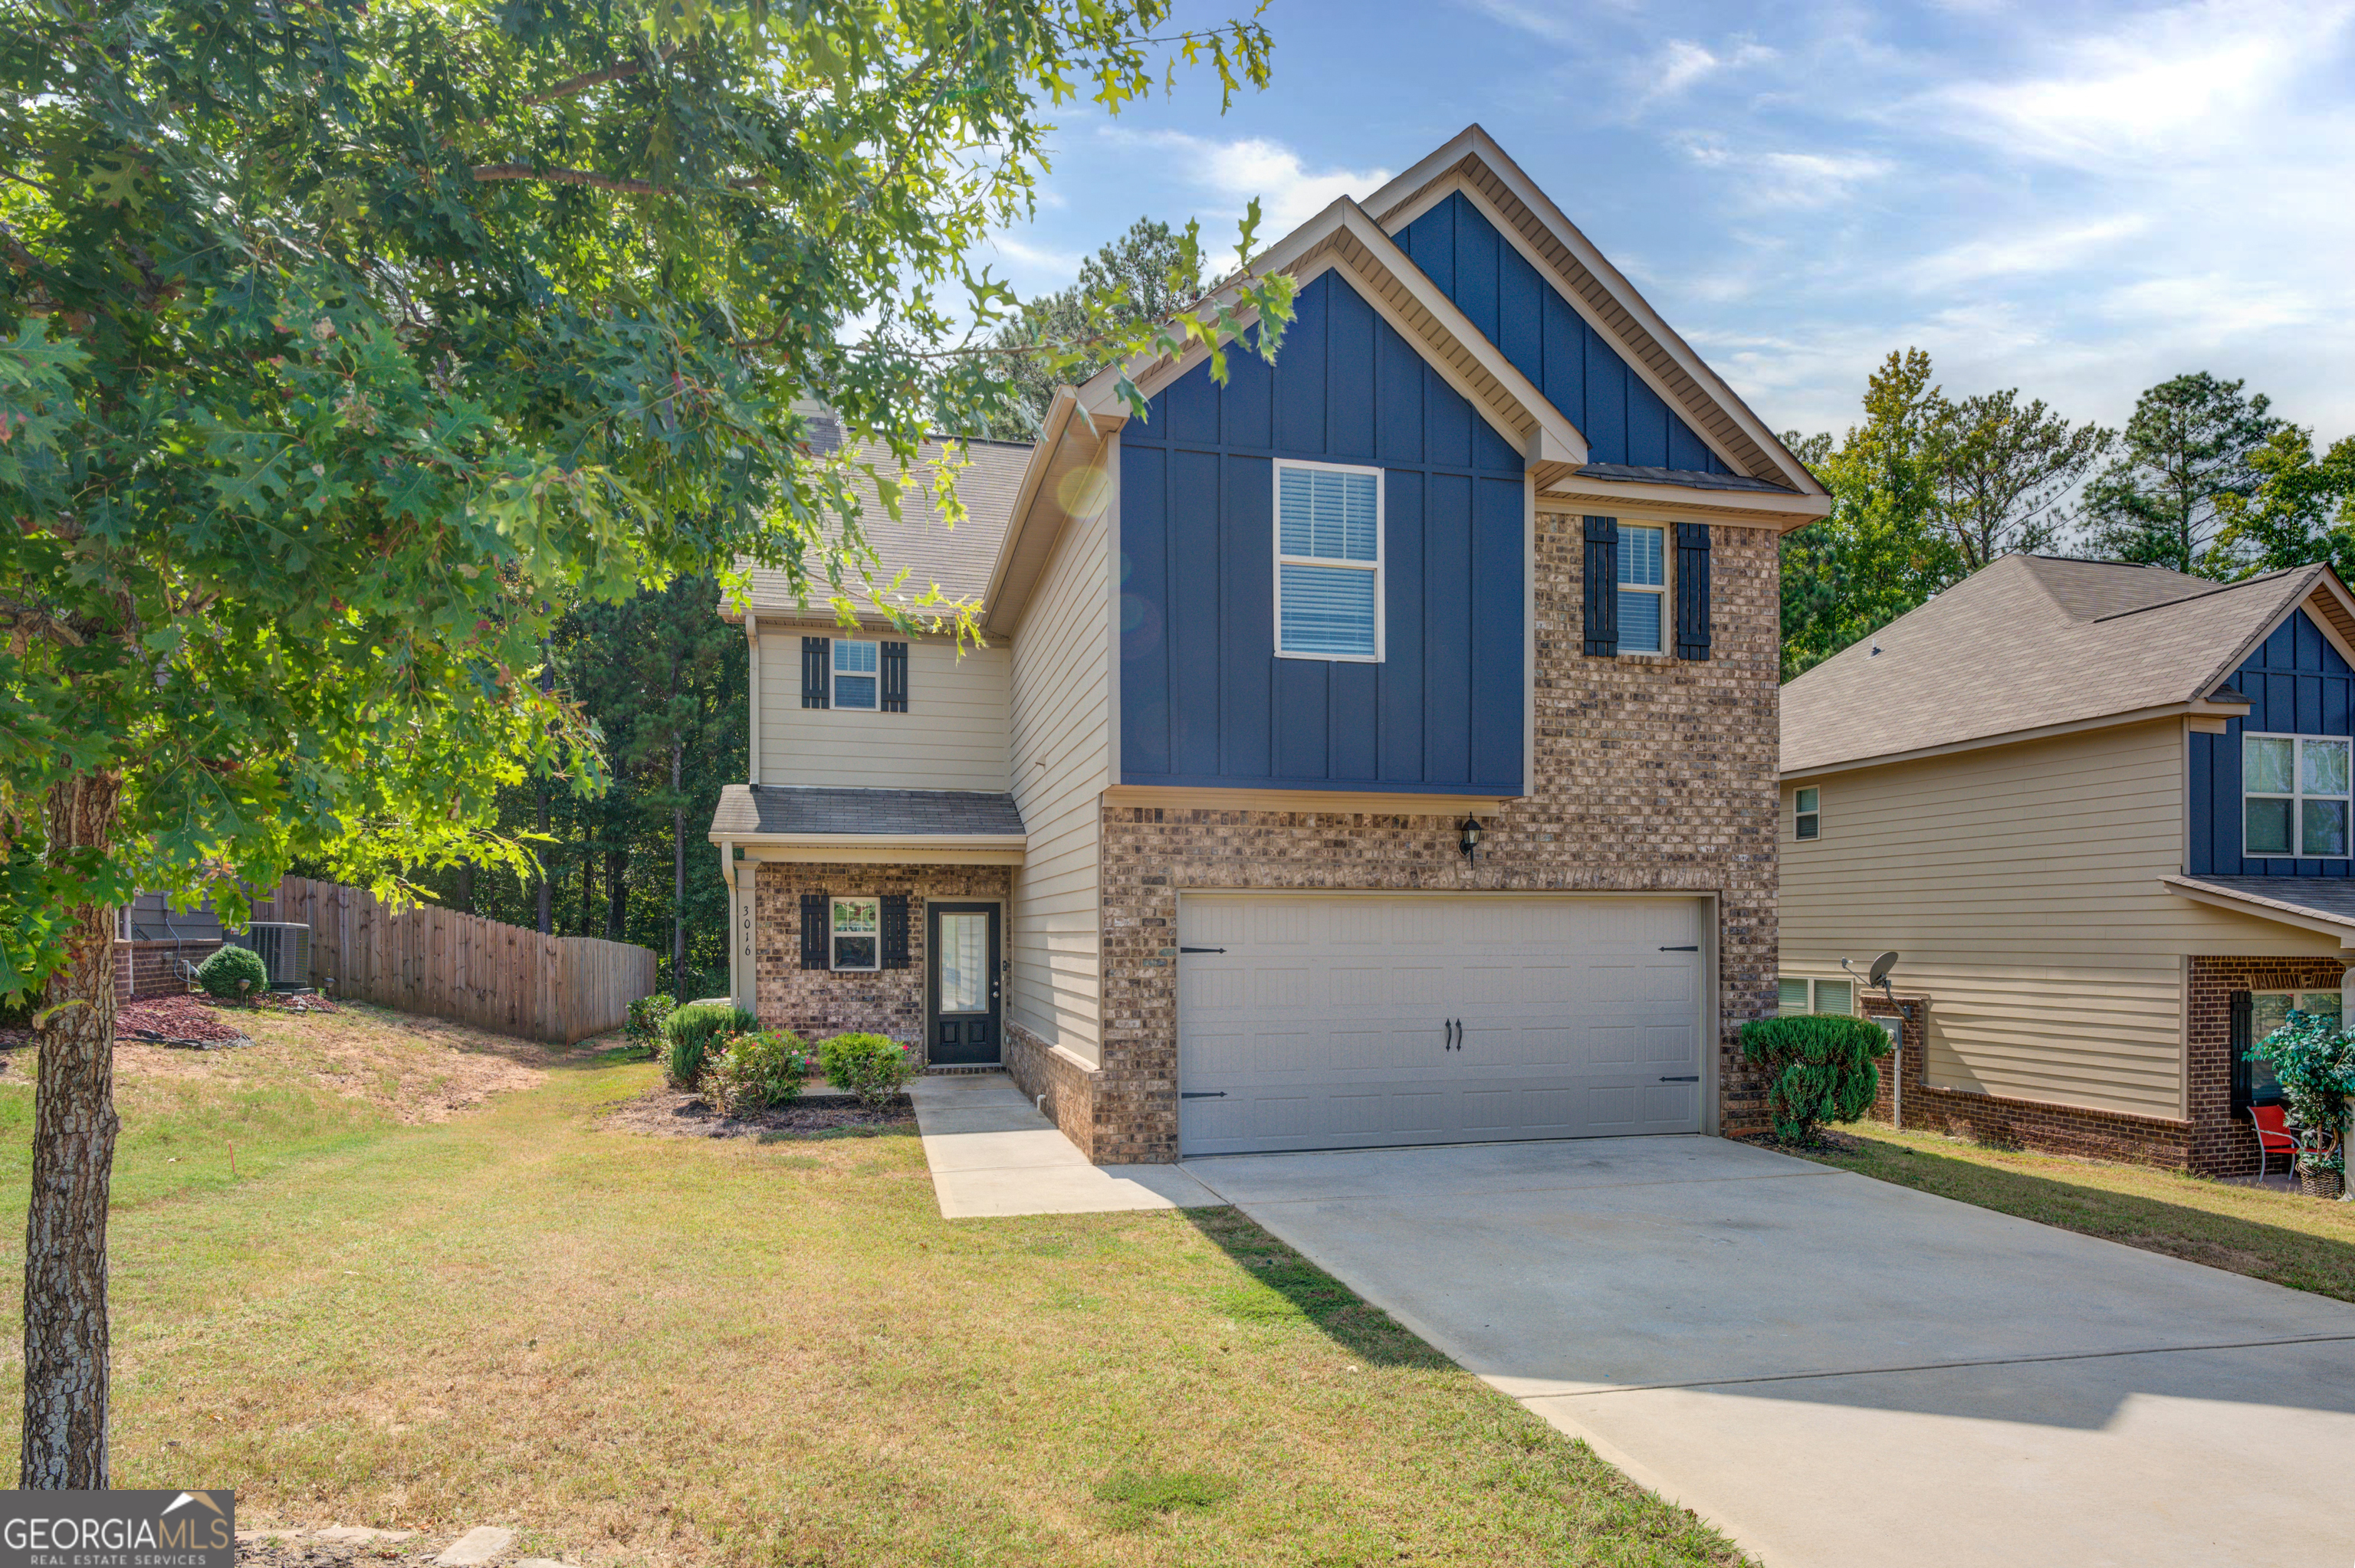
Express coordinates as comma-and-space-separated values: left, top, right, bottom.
2230, 990, 2255, 1112
880, 894, 911, 969
800, 893, 829, 970
1675, 522, 1712, 661
1582, 516, 1618, 657
881, 641, 908, 713
801, 637, 830, 709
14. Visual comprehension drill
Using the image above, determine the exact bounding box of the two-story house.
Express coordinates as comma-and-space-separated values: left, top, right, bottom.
1781, 551, 2355, 1176
708, 126, 1830, 1163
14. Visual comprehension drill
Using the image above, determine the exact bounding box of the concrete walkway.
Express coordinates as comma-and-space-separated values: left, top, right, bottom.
1178, 1135, 2355, 1568
910, 1073, 1220, 1219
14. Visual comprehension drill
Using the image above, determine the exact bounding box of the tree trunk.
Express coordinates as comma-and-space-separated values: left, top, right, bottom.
577, 829, 595, 937
535, 782, 552, 936
21, 770, 123, 1488
671, 738, 685, 1003
605, 845, 626, 943
455, 861, 475, 917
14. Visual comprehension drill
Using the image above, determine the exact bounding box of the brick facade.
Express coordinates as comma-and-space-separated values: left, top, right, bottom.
2186, 955, 2347, 1176
1857, 959, 2348, 1176
751, 863, 1012, 1054
112, 937, 222, 1002
1014, 519, 1784, 1163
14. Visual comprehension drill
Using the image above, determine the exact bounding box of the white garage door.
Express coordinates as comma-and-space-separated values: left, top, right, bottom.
1178, 894, 1707, 1156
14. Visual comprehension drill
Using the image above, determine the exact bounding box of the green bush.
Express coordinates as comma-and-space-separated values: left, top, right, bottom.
706, 1028, 811, 1117
817, 1032, 917, 1109
625, 992, 677, 1057
1739, 1013, 1893, 1143
663, 1001, 756, 1091
195, 943, 271, 1002
2248, 1009, 2355, 1173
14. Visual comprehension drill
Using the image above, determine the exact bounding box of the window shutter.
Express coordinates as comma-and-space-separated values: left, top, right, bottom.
800, 893, 829, 969
801, 637, 830, 709
880, 893, 911, 969
881, 641, 908, 713
1674, 522, 1712, 661
1581, 516, 1618, 658
2229, 989, 2254, 1111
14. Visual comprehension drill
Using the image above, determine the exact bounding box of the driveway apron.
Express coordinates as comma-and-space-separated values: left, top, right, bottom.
1179, 1136, 2355, 1568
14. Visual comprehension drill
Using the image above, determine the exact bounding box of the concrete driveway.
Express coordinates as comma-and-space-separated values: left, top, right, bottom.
1178, 1136, 2355, 1568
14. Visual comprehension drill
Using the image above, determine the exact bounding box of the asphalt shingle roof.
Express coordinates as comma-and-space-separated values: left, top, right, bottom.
709, 784, 1026, 838
1574, 463, 1798, 494
726, 415, 1034, 618
2166, 875, 2355, 932
1782, 554, 2325, 776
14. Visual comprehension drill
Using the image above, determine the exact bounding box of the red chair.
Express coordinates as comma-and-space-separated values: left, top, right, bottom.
2250, 1104, 2301, 1182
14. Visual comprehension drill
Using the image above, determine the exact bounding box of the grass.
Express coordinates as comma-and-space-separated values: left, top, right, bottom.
1790, 1120, 2355, 1302
0, 1006, 1746, 1568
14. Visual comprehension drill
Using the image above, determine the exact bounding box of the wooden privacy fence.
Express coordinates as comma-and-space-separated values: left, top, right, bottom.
272, 875, 660, 1045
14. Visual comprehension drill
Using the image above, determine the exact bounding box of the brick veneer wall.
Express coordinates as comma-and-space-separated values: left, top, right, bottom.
1066, 519, 1782, 1163
2186, 955, 2347, 1176
113, 938, 223, 1002
751, 863, 1013, 1055
1006, 1020, 1105, 1159
1856, 992, 2199, 1168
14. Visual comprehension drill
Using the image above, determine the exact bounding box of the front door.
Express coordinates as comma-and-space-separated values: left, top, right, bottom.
928, 902, 1002, 1065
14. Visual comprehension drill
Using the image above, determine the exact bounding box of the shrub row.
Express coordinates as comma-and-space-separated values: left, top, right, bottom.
658, 1006, 918, 1114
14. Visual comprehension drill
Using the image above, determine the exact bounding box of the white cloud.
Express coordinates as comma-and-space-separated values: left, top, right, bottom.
1645, 36, 1779, 102
1678, 136, 1893, 208
1906, 215, 2150, 291
1102, 130, 1392, 238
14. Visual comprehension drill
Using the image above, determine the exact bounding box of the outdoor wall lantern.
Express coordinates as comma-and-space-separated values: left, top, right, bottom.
1458, 815, 1483, 865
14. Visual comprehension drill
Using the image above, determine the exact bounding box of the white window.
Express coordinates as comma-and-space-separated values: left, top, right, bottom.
1275, 461, 1383, 661
833, 639, 879, 711
2244, 733, 2350, 858
1794, 786, 1820, 841
1777, 977, 1852, 1016
1617, 524, 1667, 654
830, 896, 880, 970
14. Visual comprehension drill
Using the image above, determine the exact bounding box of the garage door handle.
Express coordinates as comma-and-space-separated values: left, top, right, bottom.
1179, 946, 1226, 954
1658, 1075, 1699, 1083
1181, 1091, 1227, 1099
1658, 945, 1699, 952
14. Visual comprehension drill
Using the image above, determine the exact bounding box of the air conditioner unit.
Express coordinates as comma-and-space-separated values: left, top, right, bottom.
237, 922, 313, 989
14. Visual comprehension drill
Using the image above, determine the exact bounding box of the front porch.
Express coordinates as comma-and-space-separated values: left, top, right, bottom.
710, 784, 1026, 1067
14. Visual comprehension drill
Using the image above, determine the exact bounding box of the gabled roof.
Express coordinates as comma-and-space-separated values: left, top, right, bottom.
1361, 126, 1824, 499
723, 415, 1033, 624
1782, 555, 2355, 777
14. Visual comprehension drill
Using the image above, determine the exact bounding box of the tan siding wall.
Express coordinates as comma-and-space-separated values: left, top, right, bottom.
1781, 719, 2342, 1120
756, 628, 1009, 792
1007, 504, 1111, 1065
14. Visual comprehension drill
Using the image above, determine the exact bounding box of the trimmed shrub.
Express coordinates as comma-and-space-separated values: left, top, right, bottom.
2248, 1008, 2355, 1173
707, 1028, 810, 1117
195, 943, 271, 1002
663, 1001, 756, 1091
817, 1032, 917, 1109
625, 992, 677, 1058
1739, 1013, 1892, 1143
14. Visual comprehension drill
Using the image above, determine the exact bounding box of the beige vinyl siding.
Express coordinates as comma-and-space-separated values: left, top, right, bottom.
1006, 496, 1112, 1065
1781, 718, 2343, 1120
756, 630, 1009, 791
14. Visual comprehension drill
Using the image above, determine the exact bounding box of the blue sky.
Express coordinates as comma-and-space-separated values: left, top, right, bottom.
974, 0, 2355, 444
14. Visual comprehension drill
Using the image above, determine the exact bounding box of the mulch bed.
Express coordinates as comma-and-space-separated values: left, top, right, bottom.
0, 990, 340, 1052
605, 1084, 915, 1140
1747, 1127, 1869, 1156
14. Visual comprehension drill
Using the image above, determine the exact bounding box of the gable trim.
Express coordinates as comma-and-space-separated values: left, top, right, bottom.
1078, 196, 1588, 488
1363, 126, 1824, 497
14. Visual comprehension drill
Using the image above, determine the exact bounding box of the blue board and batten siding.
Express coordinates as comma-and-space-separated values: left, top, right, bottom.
1394, 192, 1728, 474
2189, 609, 2355, 876
1119, 270, 1526, 794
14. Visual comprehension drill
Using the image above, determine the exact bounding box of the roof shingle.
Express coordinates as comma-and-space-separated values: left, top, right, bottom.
709, 784, 1026, 838
1782, 555, 2321, 776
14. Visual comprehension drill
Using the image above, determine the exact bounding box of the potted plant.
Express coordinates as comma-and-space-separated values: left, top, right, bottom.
2246, 1009, 2355, 1198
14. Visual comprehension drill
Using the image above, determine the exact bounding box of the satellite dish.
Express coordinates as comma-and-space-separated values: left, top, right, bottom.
1867, 951, 1900, 986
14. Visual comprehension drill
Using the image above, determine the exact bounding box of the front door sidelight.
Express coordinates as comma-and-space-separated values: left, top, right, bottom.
928, 902, 1002, 1065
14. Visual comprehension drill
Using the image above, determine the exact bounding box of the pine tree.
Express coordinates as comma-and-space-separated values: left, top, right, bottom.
2082, 372, 2281, 576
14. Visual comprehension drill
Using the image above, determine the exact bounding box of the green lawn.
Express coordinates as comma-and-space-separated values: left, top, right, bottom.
1792, 1120, 2355, 1302
0, 1009, 1746, 1567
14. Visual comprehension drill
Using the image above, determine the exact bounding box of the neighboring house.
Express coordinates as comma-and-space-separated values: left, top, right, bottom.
113, 887, 286, 999
708, 126, 1830, 1163
1781, 552, 2355, 1176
